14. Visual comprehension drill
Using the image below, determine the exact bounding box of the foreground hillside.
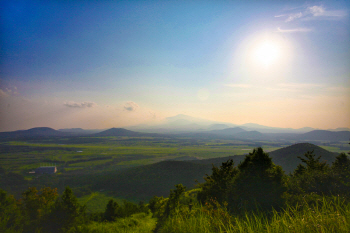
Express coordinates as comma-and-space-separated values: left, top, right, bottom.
1, 144, 349, 233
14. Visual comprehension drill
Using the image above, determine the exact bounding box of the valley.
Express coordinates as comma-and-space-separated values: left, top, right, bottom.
1, 126, 349, 205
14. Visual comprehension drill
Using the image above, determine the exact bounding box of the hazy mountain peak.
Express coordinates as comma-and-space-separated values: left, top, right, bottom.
166, 114, 210, 123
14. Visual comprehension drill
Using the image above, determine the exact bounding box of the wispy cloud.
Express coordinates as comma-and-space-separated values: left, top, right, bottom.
274, 14, 286, 18
123, 101, 139, 111
0, 89, 9, 98
225, 84, 251, 88
64, 101, 97, 108
308, 6, 347, 17
265, 83, 325, 94
278, 5, 347, 22
277, 83, 324, 89
277, 27, 312, 33
286, 12, 303, 22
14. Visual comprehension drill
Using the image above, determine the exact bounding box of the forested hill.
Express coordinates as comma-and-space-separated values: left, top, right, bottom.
269, 143, 338, 173
79, 143, 339, 200
297, 130, 350, 141
192, 143, 338, 173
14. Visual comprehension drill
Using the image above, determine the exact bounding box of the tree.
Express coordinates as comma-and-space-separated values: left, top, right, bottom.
154, 184, 186, 232
331, 152, 350, 195
288, 150, 350, 197
197, 159, 238, 204
294, 150, 329, 175
21, 187, 58, 232
228, 148, 286, 211
332, 153, 350, 175
0, 189, 22, 233
104, 199, 119, 221
148, 196, 166, 218
43, 187, 86, 233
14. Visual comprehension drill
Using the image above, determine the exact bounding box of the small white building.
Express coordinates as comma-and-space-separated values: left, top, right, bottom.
35, 166, 57, 174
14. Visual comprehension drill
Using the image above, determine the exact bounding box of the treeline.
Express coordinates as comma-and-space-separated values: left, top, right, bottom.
148, 147, 350, 231
0, 186, 148, 233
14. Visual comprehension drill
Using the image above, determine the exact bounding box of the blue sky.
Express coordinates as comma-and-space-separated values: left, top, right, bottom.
1, 0, 349, 131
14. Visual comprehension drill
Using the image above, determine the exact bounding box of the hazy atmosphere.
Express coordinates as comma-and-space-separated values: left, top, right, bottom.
1, 0, 349, 132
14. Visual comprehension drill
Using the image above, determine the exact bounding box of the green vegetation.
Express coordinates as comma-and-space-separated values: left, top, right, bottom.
68, 213, 156, 233
78, 192, 126, 213
149, 145, 350, 232
160, 197, 350, 233
0, 136, 284, 175
1, 136, 350, 232
0, 186, 150, 233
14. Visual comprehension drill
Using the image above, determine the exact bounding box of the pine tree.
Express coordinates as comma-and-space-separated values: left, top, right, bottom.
104, 199, 119, 221
197, 159, 238, 204
228, 148, 286, 211
43, 187, 86, 233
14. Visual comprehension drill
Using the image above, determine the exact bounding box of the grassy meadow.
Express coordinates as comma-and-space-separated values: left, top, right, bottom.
0, 136, 286, 175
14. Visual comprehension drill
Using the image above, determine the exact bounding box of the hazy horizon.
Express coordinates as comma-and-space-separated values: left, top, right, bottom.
1, 113, 349, 132
1, 0, 349, 132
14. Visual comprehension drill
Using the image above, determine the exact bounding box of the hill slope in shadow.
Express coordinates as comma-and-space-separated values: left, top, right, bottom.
80, 143, 339, 200
268, 143, 338, 173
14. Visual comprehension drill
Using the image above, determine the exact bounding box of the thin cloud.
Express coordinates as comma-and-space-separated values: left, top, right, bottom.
124, 101, 139, 111
309, 6, 325, 16
0, 86, 18, 97
286, 12, 303, 22
225, 84, 251, 88
281, 5, 347, 22
277, 27, 312, 33
0, 89, 9, 98
277, 83, 324, 89
308, 6, 347, 17
64, 101, 97, 108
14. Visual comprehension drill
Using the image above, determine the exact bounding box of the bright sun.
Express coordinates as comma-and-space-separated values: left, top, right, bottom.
253, 41, 280, 68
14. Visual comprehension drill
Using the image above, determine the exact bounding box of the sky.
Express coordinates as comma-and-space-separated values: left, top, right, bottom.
1, 0, 349, 131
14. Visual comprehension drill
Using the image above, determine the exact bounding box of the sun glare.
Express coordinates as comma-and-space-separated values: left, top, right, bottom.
239, 33, 291, 72
253, 41, 280, 68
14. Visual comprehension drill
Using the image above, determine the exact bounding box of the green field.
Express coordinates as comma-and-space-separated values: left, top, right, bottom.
0, 137, 282, 174
1, 136, 348, 177
1, 135, 348, 201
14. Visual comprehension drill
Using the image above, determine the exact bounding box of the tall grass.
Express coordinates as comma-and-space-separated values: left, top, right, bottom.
160, 197, 350, 233
67, 213, 156, 233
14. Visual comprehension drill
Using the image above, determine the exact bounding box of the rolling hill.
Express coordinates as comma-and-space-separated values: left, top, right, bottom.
297, 130, 350, 141
0, 127, 68, 139
93, 128, 164, 137
82, 143, 341, 200
210, 127, 246, 135
269, 143, 339, 173
94, 128, 143, 137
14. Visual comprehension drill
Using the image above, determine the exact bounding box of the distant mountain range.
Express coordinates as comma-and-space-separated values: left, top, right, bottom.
58, 128, 105, 134
1, 114, 349, 136
0, 127, 68, 139
1, 125, 349, 142
93, 128, 164, 137
126, 114, 350, 134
